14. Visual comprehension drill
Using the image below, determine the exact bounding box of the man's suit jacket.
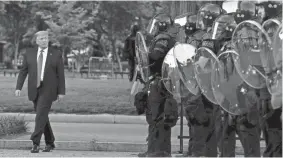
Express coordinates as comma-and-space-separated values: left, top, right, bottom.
16, 47, 65, 103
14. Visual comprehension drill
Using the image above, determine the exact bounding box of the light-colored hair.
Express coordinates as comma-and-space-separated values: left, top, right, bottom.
34, 31, 49, 39
31, 31, 49, 46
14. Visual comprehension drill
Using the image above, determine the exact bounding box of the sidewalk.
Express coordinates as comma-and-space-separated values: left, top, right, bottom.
0, 149, 245, 157
0, 149, 137, 157
0, 122, 266, 155
0, 113, 161, 125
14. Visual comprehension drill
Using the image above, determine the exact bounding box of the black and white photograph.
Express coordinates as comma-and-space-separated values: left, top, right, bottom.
0, 0, 282, 157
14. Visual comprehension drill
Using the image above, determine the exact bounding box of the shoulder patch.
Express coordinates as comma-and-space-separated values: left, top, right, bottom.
156, 39, 168, 47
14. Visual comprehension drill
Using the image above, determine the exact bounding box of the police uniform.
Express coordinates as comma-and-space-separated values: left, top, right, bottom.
180, 18, 209, 156
145, 28, 177, 157
257, 2, 283, 156
124, 25, 139, 81
218, 41, 261, 157
181, 28, 216, 157
199, 28, 221, 157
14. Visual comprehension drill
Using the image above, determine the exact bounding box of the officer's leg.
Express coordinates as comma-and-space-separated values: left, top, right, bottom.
191, 124, 206, 156
222, 115, 236, 157
146, 79, 171, 156
128, 59, 134, 81
263, 107, 282, 157
148, 120, 171, 157
260, 99, 272, 157
202, 97, 217, 157
236, 114, 261, 157
183, 106, 191, 156
183, 100, 197, 156
214, 107, 224, 156
189, 103, 208, 156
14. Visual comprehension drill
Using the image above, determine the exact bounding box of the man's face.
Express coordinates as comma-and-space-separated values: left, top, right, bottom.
36, 34, 49, 48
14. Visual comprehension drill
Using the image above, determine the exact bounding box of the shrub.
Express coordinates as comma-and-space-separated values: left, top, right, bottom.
0, 115, 28, 138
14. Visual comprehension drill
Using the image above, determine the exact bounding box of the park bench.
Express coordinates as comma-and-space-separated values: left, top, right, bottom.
79, 67, 89, 78
113, 71, 129, 79
79, 67, 113, 78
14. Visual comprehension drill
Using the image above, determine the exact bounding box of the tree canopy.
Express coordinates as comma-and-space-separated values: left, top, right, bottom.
0, 1, 211, 70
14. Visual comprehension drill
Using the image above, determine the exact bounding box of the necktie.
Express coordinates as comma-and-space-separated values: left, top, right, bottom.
37, 49, 44, 88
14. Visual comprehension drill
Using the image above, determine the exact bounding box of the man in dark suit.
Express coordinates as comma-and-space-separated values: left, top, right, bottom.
15, 31, 65, 153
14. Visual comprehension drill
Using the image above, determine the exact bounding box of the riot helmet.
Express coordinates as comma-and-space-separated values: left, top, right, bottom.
184, 15, 198, 36
212, 14, 237, 40
146, 13, 173, 37
234, 1, 257, 24
256, 0, 282, 20
130, 24, 140, 36
196, 3, 223, 30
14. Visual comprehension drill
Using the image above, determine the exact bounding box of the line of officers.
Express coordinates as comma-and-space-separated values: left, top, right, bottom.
132, 1, 282, 157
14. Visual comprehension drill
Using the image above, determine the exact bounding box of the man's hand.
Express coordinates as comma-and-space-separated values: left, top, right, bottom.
15, 90, 21, 97
57, 94, 64, 102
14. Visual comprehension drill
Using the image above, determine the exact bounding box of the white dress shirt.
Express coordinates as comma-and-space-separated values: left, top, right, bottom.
37, 47, 48, 81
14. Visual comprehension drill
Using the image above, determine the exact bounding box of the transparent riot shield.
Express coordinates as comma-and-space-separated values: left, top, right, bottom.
211, 50, 249, 115
263, 22, 282, 95
194, 47, 219, 104
232, 20, 271, 89
162, 46, 182, 102
173, 43, 200, 95
129, 32, 149, 105
135, 31, 150, 83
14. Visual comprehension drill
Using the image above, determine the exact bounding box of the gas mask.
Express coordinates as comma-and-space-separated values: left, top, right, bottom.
234, 10, 253, 24
185, 23, 197, 36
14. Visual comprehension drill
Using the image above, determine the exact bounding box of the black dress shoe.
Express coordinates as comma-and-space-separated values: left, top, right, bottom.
30, 144, 40, 153
42, 144, 55, 152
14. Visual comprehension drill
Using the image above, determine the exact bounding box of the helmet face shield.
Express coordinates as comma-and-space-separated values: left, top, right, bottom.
146, 13, 172, 36
197, 4, 223, 29
184, 15, 197, 36
234, 1, 256, 24
212, 14, 237, 40
146, 18, 158, 37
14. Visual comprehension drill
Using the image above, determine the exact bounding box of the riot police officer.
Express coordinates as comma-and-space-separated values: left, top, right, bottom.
138, 13, 178, 157
194, 3, 223, 157
123, 24, 140, 82
255, 1, 282, 157
219, 1, 262, 157
179, 14, 209, 157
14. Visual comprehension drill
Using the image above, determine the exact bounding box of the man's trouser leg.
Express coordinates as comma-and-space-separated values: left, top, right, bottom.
236, 115, 261, 157
31, 86, 53, 145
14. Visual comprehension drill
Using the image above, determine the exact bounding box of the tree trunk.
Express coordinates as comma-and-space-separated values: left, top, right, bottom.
62, 47, 66, 65
14, 38, 20, 70
112, 40, 122, 72
170, 1, 197, 18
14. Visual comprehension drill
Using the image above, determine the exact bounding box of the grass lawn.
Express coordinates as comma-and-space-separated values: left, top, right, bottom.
0, 73, 138, 115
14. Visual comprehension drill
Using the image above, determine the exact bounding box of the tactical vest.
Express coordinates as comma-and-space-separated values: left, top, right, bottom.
148, 32, 176, 76
186, 30, 206, 48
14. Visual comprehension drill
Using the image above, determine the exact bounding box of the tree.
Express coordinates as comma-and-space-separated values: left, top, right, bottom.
0, 1, 34, 69
43, 1, 98, 71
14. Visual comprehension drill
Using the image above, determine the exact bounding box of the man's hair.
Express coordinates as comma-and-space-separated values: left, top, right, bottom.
31, 30, 49, 46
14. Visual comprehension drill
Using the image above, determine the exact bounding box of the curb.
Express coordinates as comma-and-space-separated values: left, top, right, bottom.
0, 113, 188, 125
0, 140, 265, 155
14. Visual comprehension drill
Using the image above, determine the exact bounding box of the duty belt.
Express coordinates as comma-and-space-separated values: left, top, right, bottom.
148, 73, 161, 82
